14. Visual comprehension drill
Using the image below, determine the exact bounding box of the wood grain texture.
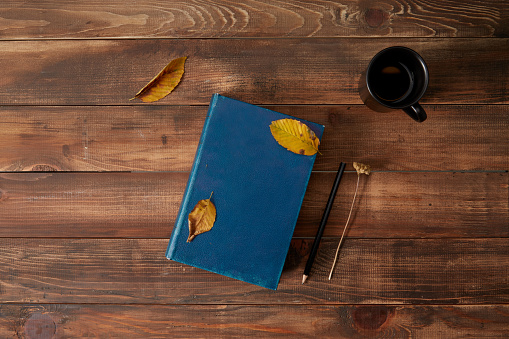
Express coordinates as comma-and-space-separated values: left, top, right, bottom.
0, 105, 204, 172
0, 172, 506, 238
1, 304, 508, 338
0, 38, 507, 105
0, 0, 507, 39
0, 238, 507, 304
0, 0, 507, 336
0, 172, 186, 238
1, 104, 508, 172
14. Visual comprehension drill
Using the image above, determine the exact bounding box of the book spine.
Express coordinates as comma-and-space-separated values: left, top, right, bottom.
166, 94, 220, 259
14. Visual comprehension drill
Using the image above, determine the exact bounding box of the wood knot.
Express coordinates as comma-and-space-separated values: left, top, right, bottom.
31, 165, 58, 172
283, 239, 310, 271
352, 306, 391, 331
328, 111, 338, 125
62, 144, 70, 157
363, 8, 389, 28
24, 312, 56, 339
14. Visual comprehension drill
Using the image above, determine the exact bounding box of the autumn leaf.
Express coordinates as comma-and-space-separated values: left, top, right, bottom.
131, 56, 187, 102
187, 192, 216, 242
270, 118, 320, 156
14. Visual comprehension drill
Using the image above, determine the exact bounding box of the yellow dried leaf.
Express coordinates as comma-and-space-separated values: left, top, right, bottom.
270, 118, 320, 156
131, 56, 187, 102
187, 192, 216, 242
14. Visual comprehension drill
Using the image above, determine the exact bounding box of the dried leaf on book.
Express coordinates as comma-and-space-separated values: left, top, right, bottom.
187, 192, 216, 242
131, 56, 187, 102
269, 118, 320, 156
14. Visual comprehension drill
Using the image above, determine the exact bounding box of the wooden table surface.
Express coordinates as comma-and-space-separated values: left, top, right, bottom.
0, 1, 508, 338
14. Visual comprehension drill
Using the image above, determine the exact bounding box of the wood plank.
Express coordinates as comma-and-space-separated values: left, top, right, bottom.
0, 238, 507, 304
0, 172, 507, 238
0, 39, 507, 105
1, 105, 508, 172
1, 304, 508, 338
300, 171, 509, 238
0, 172, 187, 238
0, 1, 507, 39
0, 105, 204, 172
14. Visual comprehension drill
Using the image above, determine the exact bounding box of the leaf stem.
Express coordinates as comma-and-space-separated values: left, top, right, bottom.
328, 173, 360, 280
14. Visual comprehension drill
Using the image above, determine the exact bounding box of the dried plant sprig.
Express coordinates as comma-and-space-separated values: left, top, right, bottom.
329, 162, 371, 280
353, 162, 371, 176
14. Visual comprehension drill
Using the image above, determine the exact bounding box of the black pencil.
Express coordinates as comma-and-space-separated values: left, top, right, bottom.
302, 162, 346, 284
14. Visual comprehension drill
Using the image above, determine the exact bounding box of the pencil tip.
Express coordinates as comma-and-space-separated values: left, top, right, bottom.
302, 275, 308, 284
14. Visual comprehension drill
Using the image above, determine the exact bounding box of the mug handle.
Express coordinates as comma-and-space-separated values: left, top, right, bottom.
403, 103, 427, 122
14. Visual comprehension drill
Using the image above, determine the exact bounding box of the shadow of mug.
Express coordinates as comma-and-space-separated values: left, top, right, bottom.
359, 46, 429, 122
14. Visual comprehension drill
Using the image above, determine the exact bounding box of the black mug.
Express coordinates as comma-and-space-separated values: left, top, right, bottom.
360, 46, 429, 122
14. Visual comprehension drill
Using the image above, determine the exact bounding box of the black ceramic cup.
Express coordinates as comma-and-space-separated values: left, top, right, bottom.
360, 46, 429, 122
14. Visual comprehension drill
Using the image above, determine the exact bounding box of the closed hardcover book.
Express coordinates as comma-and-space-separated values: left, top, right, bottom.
166, 94, 324, 290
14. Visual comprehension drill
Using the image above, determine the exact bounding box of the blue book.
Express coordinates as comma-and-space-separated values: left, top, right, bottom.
166, 94, 324, 290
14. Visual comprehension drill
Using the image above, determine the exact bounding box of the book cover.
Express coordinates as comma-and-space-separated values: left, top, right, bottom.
166, 94, 324, 290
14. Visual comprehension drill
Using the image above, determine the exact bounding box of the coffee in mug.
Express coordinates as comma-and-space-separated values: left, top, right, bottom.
360, 46, 429, 122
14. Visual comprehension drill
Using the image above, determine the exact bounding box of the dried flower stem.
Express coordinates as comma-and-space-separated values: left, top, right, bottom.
328, 174, 360, 280
329, 162, 370, 281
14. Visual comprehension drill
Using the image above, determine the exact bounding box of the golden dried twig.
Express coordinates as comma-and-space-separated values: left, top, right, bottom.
329, 162, 371, 280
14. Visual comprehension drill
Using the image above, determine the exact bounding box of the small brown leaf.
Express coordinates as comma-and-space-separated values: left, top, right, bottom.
187, 192, 216, 242
131, 56, 187, 102
269, 118, 320, 156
